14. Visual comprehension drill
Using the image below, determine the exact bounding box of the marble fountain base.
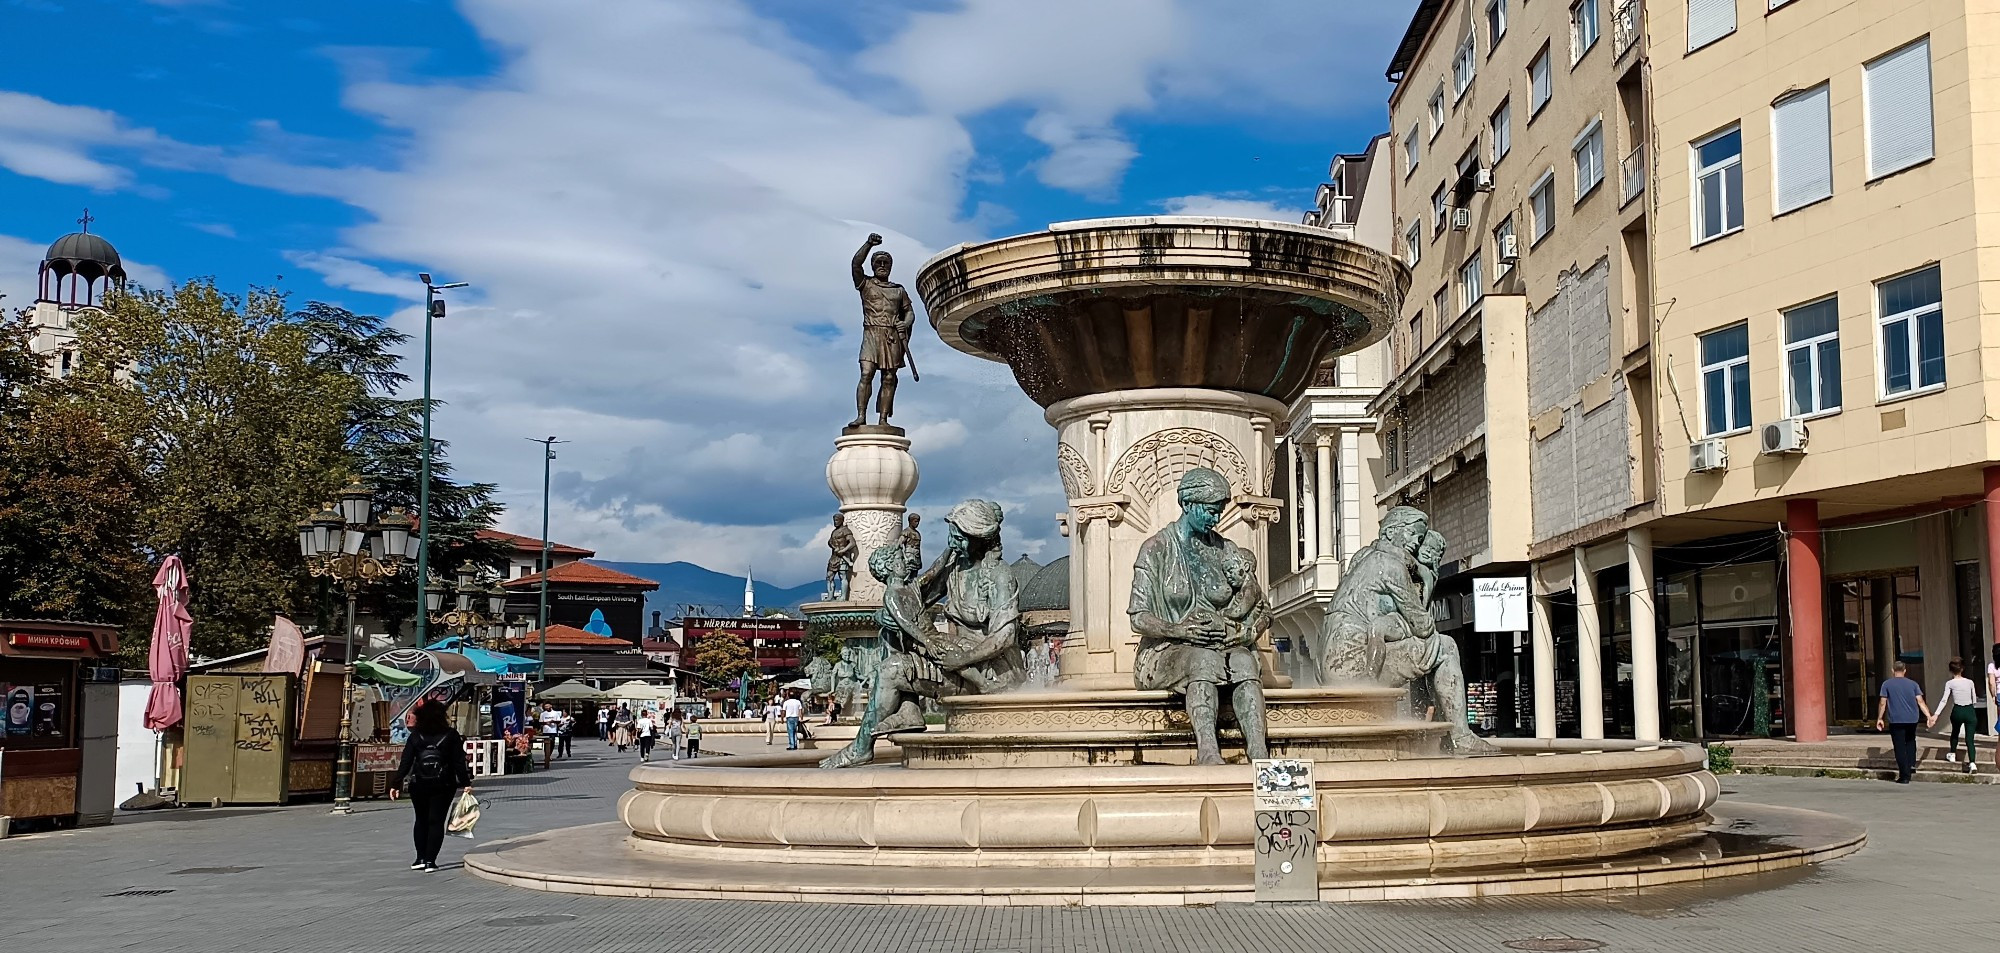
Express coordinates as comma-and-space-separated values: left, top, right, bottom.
464, 737, 1864, 904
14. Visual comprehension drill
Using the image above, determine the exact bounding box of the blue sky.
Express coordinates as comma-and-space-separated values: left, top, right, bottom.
0, 0, 1415, 584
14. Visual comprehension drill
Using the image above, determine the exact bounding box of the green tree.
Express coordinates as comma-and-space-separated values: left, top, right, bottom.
71, 281, 358, 657
690, 633, 759, 692
0, 309, 147, 624
292, 302, 505, 637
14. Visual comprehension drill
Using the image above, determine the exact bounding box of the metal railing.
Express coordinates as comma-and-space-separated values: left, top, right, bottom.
1621, 142, 1647, 207
1614, 0, 1643, 59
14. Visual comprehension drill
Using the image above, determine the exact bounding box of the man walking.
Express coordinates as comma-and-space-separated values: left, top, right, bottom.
1876, 661, 1934, 784
596, 706, 610, 741
784, 690, 805, 750
537, 703, 563, 764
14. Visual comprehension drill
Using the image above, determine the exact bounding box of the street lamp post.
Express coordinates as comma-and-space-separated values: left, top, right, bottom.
414, 273, 469, 648
527, 436, 566, 671
299, 479, 416, 815
427, 562, 511, 644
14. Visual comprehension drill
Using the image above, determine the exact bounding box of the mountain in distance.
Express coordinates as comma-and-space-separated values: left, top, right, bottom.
592, 561, 822, 621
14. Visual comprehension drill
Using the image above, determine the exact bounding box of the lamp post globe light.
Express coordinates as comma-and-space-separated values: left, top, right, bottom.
427, 561, 513, 646
297, 478, 416, 815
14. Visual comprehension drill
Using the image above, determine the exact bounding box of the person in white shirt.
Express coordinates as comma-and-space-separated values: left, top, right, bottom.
1929, 657, 1981, 773
783, 692, 805, 750
764, 698, 781, 746
596, 706, 611, 741
634, 709, 658, 762
537, 703, 563, 765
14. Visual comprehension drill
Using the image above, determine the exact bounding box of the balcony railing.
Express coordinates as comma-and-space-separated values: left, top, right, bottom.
1620, 142, 1647, 207
1614, 0, 1643, 59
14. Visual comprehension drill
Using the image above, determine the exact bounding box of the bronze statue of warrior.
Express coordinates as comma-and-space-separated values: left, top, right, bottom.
850, 233, 917, 428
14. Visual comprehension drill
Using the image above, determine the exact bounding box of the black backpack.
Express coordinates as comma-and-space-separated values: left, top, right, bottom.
411, 733, 449, 784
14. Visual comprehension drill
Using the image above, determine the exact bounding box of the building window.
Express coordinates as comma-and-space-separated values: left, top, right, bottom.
1864, 38, 1935, 180
1433, 287, 1451, 330
1772, 83, 1833, 213
1429, 85, 1446, 138
1453, 35, 1478, 100
1495, 215, 1517, 273
1783, 296, 1841, 417
1699, 323, 1752, 436
1688, 0, 1737, 53
1404, 124, 1421, 177
1404, 220, 1423, 266
1877, 265, 1944, 397
1432, 182, 1449, 236
1491, 99, 1513, 164
1529, 46, 1552, 116
1574, 119, 1605, 200
1530, 169, 1556, 243
1694, 126, 1744, 243
1571, 0, 1600, 62
1487, 0, 1508, 46
1410, 311, 1426, 355
1458, 254, 1485, 313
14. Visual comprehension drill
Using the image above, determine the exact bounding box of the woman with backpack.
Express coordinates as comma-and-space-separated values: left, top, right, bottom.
388, 700, 472, 872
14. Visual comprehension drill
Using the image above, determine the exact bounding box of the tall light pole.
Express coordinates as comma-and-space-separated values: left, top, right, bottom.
415, 273, 468, 647
528, 435, 567, 672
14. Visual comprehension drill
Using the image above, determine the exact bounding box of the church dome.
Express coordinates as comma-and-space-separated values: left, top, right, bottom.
43, 231, 126, 282
1019, 556, 1070, 612
1009, 554, 1042, 592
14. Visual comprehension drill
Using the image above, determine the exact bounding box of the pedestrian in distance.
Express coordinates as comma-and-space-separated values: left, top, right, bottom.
764, 696, 780, 746
1988, 643, 2000, 771
1928, 657, 1980, 773
1876, 660, 1934, 784
388, 700, 472, 873
634, 707, 658, 762
596, 706, 610, 740
685, 714, 702, 759
557, 709, 574, 759
664, 710, 685, 761
784, 690, 805, 750
611, 707, 634, 753
537, 702, 562, 763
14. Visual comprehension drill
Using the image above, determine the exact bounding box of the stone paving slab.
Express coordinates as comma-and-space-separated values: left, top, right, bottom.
0, 739, 1991, 953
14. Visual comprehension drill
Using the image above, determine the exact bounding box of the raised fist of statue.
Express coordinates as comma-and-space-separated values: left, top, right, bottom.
866, 232, 883, 246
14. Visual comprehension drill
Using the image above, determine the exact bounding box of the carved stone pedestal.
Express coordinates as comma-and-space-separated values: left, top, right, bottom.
825, 427, 918, 605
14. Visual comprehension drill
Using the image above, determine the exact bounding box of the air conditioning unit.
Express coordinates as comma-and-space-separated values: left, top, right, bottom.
1689, 438, 1729, 474
1498, 233, 1520, 264
1451, 207, 1471, 230
1475, 167, 1495, 192
1760, 418, 1809, 455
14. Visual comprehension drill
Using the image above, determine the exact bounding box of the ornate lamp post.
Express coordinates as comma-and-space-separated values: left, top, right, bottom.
427, 562, 511, 645
298, 478, 416, 815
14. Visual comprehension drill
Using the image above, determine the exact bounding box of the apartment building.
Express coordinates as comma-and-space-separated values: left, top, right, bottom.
1377, 0, 1656, 740
1267, 137, 1395, 678
1648, 0, 1999, 742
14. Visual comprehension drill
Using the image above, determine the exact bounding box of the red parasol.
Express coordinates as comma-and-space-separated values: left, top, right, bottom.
143, 555, 192, 731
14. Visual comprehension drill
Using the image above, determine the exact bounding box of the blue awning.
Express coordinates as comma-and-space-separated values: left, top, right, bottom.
423, 638, 543, 675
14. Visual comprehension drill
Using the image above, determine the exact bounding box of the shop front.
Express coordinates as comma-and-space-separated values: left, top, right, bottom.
0, 620, 120, 829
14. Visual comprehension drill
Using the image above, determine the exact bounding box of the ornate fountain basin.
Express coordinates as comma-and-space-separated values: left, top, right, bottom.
915, 216, 1406, 407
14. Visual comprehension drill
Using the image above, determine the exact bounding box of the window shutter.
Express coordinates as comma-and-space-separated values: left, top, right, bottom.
1687, 0, 1736, 52
1866, 39, 1934, 178
1773, 84, 1832, 212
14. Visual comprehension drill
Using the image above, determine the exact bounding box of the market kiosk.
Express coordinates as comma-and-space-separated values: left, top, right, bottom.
0, 620, 120, 829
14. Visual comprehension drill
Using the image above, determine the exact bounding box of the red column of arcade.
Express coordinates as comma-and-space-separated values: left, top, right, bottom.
1785, 498, 1827, 743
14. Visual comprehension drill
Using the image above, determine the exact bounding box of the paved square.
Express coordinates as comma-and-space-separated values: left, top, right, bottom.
1, 745, 1991, 953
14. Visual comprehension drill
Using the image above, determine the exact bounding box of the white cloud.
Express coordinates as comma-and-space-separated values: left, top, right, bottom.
1159, 194, 1301, 221
0, 0, 1420, 583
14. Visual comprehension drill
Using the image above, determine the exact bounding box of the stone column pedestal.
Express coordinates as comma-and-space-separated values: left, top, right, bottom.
825, 426, 919, 605
1047, 387, 1285, 691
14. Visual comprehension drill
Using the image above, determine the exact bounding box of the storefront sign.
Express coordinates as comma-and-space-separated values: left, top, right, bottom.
6, 632, 92, 651
1473, 577, 1530, 632
356, 743, 402, 774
